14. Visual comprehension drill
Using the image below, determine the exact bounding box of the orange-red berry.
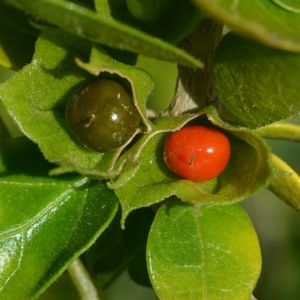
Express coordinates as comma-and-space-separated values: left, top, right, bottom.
164, 126, 230, 182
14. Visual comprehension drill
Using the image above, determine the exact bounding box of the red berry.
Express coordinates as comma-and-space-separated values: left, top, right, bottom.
164, 125, 230, 182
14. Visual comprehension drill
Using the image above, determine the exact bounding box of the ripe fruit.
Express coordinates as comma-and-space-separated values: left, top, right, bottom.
164, 125, 231, 182
66, 77, 141, 152
126, 0, 171, 22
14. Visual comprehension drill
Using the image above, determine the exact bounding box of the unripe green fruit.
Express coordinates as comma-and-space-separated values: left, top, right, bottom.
126, 0, 171, 22
66, 77, 141, 152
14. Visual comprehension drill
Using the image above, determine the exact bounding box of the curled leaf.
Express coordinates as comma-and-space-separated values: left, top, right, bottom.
0, 30, 104, 173
77, 46, 154, 131
0, 29, 154, 178
111, 107, 273, 226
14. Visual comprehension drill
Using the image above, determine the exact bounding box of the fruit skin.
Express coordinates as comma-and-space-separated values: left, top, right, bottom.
164, 126, 231, 182
65, 77, 141, 152
126, 0, 171, 22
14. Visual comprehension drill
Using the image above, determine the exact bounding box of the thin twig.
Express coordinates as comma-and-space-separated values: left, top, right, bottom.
68, 258, 102, 300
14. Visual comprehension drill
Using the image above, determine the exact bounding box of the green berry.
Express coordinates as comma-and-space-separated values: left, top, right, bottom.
66, 77, 141, 152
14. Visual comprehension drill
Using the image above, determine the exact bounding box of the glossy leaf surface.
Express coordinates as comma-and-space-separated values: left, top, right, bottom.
147, 202, 262, 300
3, 0, 202, 67
193, 0, 300, 52
0, 138, 118, 300
213, 34, 300, 128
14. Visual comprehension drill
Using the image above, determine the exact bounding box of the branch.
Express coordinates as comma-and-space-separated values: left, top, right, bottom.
68, 258, 102, 300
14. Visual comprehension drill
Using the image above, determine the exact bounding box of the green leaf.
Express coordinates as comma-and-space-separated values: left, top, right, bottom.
0, 29, 105, 172
3, 0, 202, 68
110, 113, 200, 192
111, 107, 273, 226
256, 122, 300, 141
147, 202, 262, 300
95, 0, 202, 45
0, 2, 37, 69
0, 29, 156, 177
193, 0, 300, 52
0, 66, 14, 83
269, 154, 300, 212
213, 34, 300, 128
84, 208, 155, 289
0, 137, 118, 300
94, 0, 139, 65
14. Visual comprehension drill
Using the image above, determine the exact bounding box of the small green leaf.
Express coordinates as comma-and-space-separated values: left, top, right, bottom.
147, 202, 262, 300
0, 2, 37, 69
0, 137, 118, 300
256, 122, 300, 141
269, 154, 300, 212
213, 34, 300, 128
3, 0, 202, 67
193, 0, 300, 52
111, 107, 273, 226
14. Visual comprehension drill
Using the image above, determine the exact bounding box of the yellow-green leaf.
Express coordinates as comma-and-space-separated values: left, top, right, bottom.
147, 202, 262, 300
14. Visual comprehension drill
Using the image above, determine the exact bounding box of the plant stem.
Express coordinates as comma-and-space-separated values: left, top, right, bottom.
255, 122, 300, 141
269, 154, 300, 212
251, 295, 258, 300
68, 259, 102, 300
